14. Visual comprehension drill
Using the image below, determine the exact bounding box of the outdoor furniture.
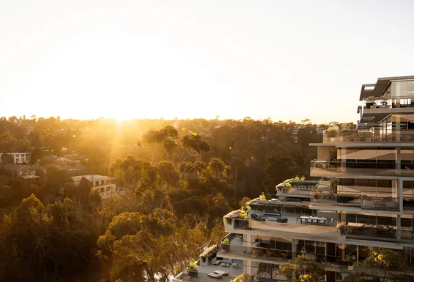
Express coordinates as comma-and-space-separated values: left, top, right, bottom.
277, 218, 288, 223
255, 215, 266, 221
300, 216, 309, 224
263, 211, 281, 217
220, 263, 230, 267
232, 263, 239, 268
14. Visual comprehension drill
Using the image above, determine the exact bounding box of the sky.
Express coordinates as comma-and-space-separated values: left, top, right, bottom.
0, 0, 414, 124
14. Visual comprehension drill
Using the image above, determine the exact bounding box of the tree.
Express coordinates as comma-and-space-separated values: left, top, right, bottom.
343, 248, 413, 282
157, 161, 180, 187
181, 133, 210, 159
256, 263, 279, 279
1, 153, 14, 164
262, 155, 301, 195
230, 273, 251, 282
278, 256, 325, 282
0, 185, 11, 208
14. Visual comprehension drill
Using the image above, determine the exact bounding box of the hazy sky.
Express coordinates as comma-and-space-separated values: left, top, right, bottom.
0, 0, 414, 124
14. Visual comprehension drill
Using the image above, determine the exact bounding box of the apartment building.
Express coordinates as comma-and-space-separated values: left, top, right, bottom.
0, 152, 31, 164
172, 76, 414, 282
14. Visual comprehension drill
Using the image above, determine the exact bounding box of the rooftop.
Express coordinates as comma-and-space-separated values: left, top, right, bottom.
359, 76, 414, 100
70, 175, 112, 181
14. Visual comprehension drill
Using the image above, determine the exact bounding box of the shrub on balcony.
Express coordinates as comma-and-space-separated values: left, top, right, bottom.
259, 192, 267, 201
187, 259, 199, 278
221, 238, 230, 251
337, 222, 347, 235
201, 244, 218, 258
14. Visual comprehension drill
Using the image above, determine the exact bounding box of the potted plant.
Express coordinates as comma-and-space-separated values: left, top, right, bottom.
366, 96, 375, 108
311, 188, 320, 201
187, 260, 199, 278
345, 255, 356, 270
326, 127, 338, 138
283, 182, 292, 192
221, 238, 230, 252
337, 222, 348, 236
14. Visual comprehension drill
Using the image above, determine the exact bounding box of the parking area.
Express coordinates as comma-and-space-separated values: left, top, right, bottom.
176, 260, 244, 282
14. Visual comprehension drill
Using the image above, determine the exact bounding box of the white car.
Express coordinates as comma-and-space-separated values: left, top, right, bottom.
207, 272, 223, 279
213, 270, 229, 276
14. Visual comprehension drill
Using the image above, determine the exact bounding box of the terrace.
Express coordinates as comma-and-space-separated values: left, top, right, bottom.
224, 199, 339, 240
358, 96, 414, 122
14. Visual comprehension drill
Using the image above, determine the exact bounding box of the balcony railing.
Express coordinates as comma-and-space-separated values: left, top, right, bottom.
323, 130, 414, 143
347, 225, 398, 240
310, 193, 400, 211
310, 161, 414, 176
218, 244, 293, 261
363, 96, 414, 111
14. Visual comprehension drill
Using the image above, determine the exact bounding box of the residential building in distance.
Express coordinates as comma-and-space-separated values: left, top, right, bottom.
0, 152, 31, 164
70, 175, 120, 199
172, 76, 414, 282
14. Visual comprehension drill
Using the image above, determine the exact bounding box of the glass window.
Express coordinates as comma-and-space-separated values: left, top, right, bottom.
377, 180, 392, 187
357, 179, 369, 187
403, 181, 414, 189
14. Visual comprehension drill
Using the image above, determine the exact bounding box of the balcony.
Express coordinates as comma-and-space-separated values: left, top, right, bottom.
323, 130, 414, 143
309, 193, 400, 212
217, 237, 293, 263
360, 96, 414, 118
310, 160, 414, 176
225, 217, 339, 240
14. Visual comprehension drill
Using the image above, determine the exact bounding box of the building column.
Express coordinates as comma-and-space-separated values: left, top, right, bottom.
396, 215, 401, 240
244, 234, 252, 254
292, 239, 297, 258
398, 178, 403, 213
395, 115, 401, 142
396, 148, 401, 174
243, 259, 252, 276
341, 148, 346, 173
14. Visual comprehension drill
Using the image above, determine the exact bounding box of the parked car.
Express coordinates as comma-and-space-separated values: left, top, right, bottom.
212, 257, 233, 265
213, 270, 229, 276
207, 271, 223, 279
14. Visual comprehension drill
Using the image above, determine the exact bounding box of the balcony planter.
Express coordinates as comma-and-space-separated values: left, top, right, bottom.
235, 219, 251, 230
337, 223, 347, 238
325, 129, 337, 138
187, 270, 198, 278
186, 260, 199, 278
221, 238, 230, 252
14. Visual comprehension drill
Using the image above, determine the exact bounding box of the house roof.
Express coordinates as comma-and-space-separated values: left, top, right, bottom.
30, 163, 47, 171
359, 76, 414, 100
21, 175, 40, 180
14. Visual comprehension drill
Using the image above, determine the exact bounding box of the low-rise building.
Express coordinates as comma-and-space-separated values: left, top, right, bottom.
0, 153, 31, 164
70, 175, 119, 199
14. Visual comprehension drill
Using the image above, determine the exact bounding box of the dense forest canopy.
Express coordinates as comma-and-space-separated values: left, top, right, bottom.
0, 116, 356, 282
